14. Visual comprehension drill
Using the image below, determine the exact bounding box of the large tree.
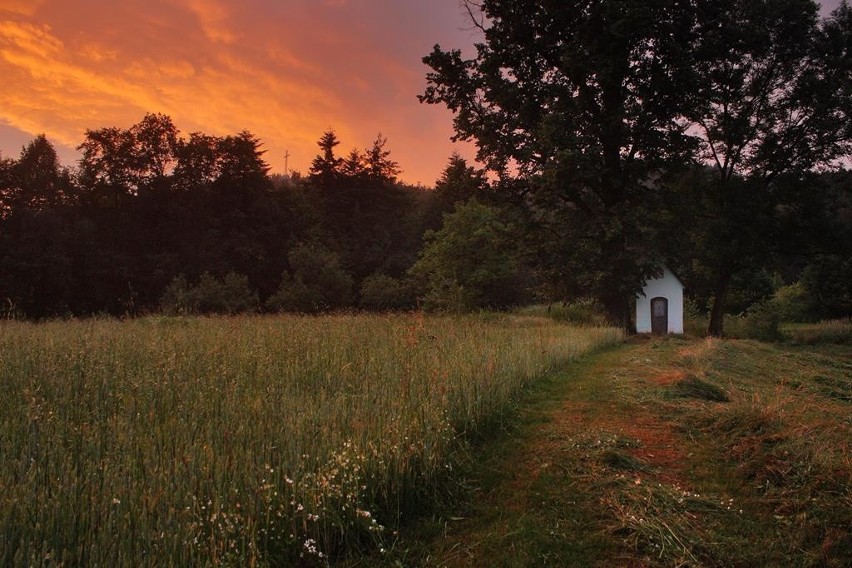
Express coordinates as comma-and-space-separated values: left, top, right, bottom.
685, 0, 852, 335
423, 0, 851, 333
421, 0, 698, 327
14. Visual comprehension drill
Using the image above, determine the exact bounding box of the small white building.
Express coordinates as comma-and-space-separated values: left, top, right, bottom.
636, 266, 684, 335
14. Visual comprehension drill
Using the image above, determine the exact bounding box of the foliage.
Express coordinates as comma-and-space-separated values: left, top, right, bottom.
676, 0, 852, 336
516, 300, 608, 326
0, 314, 621, 566
266, 243, 353, 313
410, 201, 524, 312
159, 272, 258, 315
359, 273, 414, 311
421, 0, 700, 326
423, 1, 852, 333
772, 281, 811, 323
783, 319, 852, 345
0, 120, 445, 319
422, 152, 487, 231
800, 253, 852, 320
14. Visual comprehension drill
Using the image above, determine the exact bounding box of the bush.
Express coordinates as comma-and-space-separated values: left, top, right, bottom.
359, 273, 414, 311
720, 299, 783, 341
267, 243, 353, 313
772, 282, 811, 323
682, 297, 708, 337
159, 274, 197, 315
159, 272, 258, 315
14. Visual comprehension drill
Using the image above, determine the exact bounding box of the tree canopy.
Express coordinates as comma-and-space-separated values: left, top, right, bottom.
421, 0, 852, 333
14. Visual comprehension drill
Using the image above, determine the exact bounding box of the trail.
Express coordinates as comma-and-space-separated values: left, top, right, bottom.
407, 336, 723, 567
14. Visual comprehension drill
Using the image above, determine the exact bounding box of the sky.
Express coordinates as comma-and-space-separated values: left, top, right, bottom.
0, 0, 845, 186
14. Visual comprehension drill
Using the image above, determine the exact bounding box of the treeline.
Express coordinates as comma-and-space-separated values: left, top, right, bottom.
1, 113, 849, 323
0, 114, 492, 318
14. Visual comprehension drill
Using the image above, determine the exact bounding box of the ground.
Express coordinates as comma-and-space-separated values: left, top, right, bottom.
383, 336, 852, 567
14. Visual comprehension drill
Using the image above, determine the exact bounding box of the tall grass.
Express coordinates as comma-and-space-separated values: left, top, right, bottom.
0, 313, 620, 566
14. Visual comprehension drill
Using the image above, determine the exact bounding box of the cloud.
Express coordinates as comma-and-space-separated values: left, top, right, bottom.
182, 0, 237, 44
0, 0, 46, 17
0, 0, 479, 184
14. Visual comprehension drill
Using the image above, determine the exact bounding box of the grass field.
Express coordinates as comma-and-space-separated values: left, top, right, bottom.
0, 313, 621, 566
411, 336, 852, 567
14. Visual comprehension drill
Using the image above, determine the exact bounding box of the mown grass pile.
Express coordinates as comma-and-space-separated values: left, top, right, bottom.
0, 313, 620, 566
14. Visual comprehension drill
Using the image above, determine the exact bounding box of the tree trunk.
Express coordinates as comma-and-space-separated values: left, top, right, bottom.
603, 294, 631, 334
708, 270, 732, 337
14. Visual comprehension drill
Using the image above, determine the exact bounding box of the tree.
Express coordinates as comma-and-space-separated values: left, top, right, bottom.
78, 113, 179, 196
684, 0, 852, 335
130, 113, 179, 187
363, 133, 401, 184
173, 132, 222, 191
216, 131, 270, 186
308, 130, 344, 187
424, 152, 488, 230
409, 200, 525, 311
421, 0, 698, 327
341, 148, 367, 180
0, 135, 73, 215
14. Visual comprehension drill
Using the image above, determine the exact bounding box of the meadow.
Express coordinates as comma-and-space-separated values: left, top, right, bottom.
0, 313, 621, 566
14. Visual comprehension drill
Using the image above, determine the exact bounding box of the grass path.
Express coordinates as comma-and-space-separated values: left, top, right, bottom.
394, 336, 852, 567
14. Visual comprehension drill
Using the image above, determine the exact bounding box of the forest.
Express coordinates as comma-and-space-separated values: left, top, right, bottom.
0, 117, 481, 319
0, 111, 849, 330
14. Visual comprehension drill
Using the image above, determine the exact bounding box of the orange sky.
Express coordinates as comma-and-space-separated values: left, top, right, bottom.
0, 1, 843, 186
0, 0, 480, 186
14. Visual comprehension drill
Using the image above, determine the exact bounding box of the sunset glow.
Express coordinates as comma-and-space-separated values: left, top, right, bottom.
0, 0, 843, 185
0, 0, 478, 185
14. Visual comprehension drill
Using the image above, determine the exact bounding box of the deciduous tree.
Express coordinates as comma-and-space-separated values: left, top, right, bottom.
421, 0, 697, 327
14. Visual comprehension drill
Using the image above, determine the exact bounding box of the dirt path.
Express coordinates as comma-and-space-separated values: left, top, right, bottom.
406, 336, 852, 567
415, 337, 693, 567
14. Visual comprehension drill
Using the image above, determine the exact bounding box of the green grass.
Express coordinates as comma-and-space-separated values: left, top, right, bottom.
783, 319, 852, 345
405, 336, 852, 567
0, 313, 621, 566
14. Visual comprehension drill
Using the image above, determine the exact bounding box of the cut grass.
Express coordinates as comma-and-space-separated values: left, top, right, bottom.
399, 337, 852, 567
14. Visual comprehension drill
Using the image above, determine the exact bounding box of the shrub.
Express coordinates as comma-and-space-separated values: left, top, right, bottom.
267, 243, 353, 313
682, 297, 708, 337
772, 282, 810, 323
159, 274, 198, 315
741, 299, 783, 342
159, 272, 258, 315
359, 273, 414, 311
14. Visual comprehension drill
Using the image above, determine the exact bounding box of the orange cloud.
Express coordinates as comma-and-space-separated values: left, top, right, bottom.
0, 0, 46, 17
182, 0, 237, 45
0, 1, 478, 185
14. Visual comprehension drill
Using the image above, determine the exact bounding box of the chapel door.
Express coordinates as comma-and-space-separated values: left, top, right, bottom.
651, 297, 668, 335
